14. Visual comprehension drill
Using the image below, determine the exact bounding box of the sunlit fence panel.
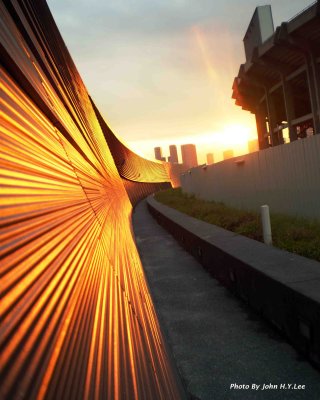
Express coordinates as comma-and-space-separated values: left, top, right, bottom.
92, 101, 171, 183
92, 101, 183, 204
0, 1, 181, 399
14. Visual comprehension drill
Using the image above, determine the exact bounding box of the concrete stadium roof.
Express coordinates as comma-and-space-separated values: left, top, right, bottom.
232, 1, 320, 113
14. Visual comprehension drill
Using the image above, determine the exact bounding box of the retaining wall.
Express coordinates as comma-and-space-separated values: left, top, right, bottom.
147, 195, 320, 369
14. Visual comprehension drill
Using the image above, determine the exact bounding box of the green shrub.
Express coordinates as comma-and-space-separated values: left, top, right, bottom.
154, 188, 320, 262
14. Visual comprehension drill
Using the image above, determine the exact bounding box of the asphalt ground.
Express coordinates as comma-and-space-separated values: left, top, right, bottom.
132, 199, 320, 400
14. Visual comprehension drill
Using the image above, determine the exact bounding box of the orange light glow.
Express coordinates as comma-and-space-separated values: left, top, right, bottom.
1, 2, 182, 399
129, 122, 257, 164
219, 124, 254, 147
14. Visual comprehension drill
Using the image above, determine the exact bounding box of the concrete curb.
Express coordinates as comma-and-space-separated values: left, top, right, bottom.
147, 195, 320, 369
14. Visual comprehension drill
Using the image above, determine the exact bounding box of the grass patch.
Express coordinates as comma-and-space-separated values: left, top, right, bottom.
154, 188, 320, 262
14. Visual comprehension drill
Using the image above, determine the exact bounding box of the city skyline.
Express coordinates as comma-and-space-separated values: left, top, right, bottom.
154, 143, 200, 167
47, 0, 313, 163
181, 144, 198, 169
206, 153, 214, 165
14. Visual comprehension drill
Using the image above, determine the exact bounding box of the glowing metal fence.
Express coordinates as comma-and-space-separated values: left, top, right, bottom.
0, 1, 182, 398
92, 100, 177, 205
92, 100, 170, 185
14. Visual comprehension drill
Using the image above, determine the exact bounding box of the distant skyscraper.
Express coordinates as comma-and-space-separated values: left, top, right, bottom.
181, 144, 198, 169
206, 153, 214, 165
248, 139, 259, 153
169, 145, 178, 163
223, 149, 234, 160
154, 146, 162, 161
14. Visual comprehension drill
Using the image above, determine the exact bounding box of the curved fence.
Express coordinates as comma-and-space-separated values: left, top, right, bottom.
92, 100, 170, 184
0, 1, 182, 399
91, 100, 173, 204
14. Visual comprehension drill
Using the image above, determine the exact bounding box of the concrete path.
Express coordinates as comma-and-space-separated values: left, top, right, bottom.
132, 199, 320, 400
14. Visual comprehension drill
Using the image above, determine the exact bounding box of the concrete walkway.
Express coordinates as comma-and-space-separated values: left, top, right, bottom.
132, 199, 320, 400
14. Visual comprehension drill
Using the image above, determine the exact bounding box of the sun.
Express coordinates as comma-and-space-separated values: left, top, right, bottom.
222, 124, 253, 146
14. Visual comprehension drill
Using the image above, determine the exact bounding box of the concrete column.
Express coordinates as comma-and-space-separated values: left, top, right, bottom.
305, 53, 320, 135
281, 75, 297, 142
255, 107, 269, 149
309, 53, 320, 134
265, 88, 278, 146
277, 127, 285, 145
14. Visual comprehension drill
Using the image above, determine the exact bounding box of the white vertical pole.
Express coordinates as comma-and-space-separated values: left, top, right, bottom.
261, 205, 272, 245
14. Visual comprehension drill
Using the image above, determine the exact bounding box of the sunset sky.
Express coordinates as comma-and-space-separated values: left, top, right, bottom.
47, 0, 313, 164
